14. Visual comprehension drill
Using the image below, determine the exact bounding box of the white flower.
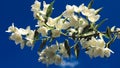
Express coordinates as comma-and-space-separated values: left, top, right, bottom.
37, 26, 48, 36
48, 45, 59, 52
38, 56, 46, 63
85, 47, 95, 58
6, 23, 18, 33
54, 55, 62, 65
77, 27, 83, 34
97, 39, 105, 48
59, 43, 69, 58
111, 26, 116, 32
116, 28, 120, 32
93, 47, 105, 58
86, 47, 105, 58
25, 29, 35, 47
104, 48, 114, 57
62, 21, 71, 30
69, 15, 79, 28
46, 17, 56, 27
6, 24, 36, 49
38, 45, 62, 65
55, 19, 64, 30
85, 37, 113, 58
69, 28, 77, 33
19, 26, 31, 35
87, 36, 105, 48
31, 0, 41, 12
81, 7, 95, 16
31, 0, 41, 17
52, 29, 61, 38
80, 6, 100, 23
88, 14, 100, 23
42, 46, 58, 58
87, 37, 98, 47
20, 40, 25, 49
73, 3, 85, 13
80, 38, 89, 48
10, 33, 23, 45
63, 5, 74, 18
116, 28, 120, 39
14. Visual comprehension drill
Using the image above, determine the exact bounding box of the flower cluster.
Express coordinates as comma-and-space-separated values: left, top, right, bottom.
63, 3, 100, 23
6, 23, 35, 49
6, 0, 120, 66
38, 42, 69, 65
31, 0, 101, 38
80, 34, 114, 58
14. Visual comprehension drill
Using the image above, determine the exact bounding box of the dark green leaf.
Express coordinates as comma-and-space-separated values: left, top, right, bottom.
38, 38, 47, 52
74, 43, 80, 59
64, 39, 71, 57
82, 25, 93, 34
34, 30, 39, 40
95, 18, 108, 29
72, 32, 76, 40
88, 0, 94, 9
45, 0, 55, 23
106, 35, 117, 48
104, 34, 110, 39
95, 7, 103, 15
106, 26, 112, 39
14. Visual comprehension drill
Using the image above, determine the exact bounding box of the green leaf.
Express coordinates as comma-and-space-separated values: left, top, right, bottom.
82, 25, 93, 34
45, 0, 55, 22
95, 7, 103, 15
106, 26, 112, 39
104, 34, 110, 39
106, 35, 117, 48
88, 0, 94, 9
95, 18, 108, 29
64, 39, 71, 57
72, 32, 76, 40
38, 38, 47, 52
74, 43, 80, 59
34, 30, 39, 40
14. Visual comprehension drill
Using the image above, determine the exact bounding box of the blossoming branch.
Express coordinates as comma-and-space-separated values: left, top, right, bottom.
6, 0, 120, 66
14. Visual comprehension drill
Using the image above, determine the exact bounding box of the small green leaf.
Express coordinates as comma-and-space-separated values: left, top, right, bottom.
104, 34, 110, 39
34, 30, 39, 40
74, 43, 80, 59
95, 7, 103, 15
106, 26, 112, 39
88, 0, 94, 9
82, 25, 93, 34
45, 0, 55, 22
72, 32, 76, 40
106, 35, 117, 48
38, 38, 47, 52
95, 18, 108, 29
64, 39, 71, 57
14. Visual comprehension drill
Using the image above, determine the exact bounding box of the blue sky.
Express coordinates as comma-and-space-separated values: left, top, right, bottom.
0, 0, 120, 68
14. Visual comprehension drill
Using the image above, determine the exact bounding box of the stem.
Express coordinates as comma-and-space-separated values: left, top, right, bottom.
61, 30, 120, 39
79, 30, 120, 39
